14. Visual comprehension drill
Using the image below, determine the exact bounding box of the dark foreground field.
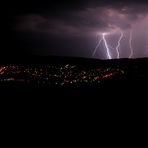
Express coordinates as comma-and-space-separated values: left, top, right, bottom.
1, 57, 148, 137
0, 56, 148, 98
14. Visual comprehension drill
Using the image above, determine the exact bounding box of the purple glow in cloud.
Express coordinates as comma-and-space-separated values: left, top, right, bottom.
13, 1, 148, 59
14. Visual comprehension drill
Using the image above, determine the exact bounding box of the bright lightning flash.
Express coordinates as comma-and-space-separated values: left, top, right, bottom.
129, 30, 134, 58
102, 33, 112, 59
92, 30, 125, 59
92, 37, 103, 57
92, 29, 136, 59
92, 32, 112, 59
116, 31, 123, 59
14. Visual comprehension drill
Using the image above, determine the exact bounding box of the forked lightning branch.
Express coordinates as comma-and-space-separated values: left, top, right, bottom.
92, 29, 134, 59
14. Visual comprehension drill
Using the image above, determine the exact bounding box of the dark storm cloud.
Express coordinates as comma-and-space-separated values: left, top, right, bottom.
9, 0, 148, 58
10, 0, 148, 21
14, 0, 148, 35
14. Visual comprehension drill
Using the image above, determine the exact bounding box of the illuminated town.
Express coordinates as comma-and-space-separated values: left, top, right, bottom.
0, 64, 124, 87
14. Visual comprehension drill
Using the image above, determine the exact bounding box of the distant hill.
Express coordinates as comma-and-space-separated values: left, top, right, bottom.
0, 55, 148, 65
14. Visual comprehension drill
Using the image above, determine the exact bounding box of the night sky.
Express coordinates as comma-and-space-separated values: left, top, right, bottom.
4, 0, 148, 59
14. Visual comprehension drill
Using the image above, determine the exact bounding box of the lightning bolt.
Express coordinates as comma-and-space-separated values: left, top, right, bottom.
92, 37, 103, 57
116, 31, 123, 59
129, 30, 134, 58
102, 33, 112, 59
92, 30, 125, 59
